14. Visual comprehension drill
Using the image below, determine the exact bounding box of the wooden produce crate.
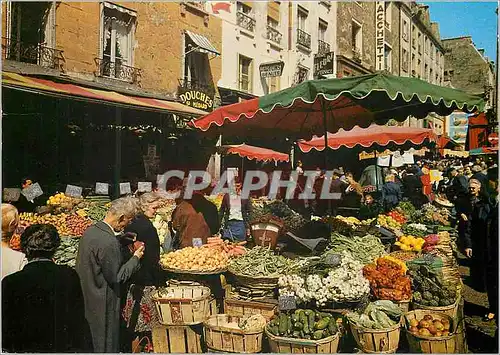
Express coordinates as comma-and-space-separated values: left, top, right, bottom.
411, 297, 460, 321
204, 314, 264, 353
151, 324, 203, 353
349, 320, 401, 353
265, 328, 340, 353
404, 310, 456, 353
153, 285, 211, 325
224, 298, 277, 320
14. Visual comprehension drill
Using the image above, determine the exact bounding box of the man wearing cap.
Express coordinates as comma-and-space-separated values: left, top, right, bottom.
447, 167, 468, 203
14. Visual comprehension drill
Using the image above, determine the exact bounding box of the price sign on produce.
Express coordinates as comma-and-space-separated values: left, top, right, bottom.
95, 182, 109, 195
278, 295, 297, 311
324, 253, 342, 267
3, 188, 21, 202
65, 184, 83, 198
120, 182, 132, 195
138, 182, 152, 192
21, 183, 43, 202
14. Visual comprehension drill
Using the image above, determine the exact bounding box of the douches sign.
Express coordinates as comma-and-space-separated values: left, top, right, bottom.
179, 88, 214, 112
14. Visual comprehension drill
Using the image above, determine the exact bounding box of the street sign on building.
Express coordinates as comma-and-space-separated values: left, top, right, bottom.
313, 51, 334, 78
259, 61, 285, 78
178, 88, 215, 112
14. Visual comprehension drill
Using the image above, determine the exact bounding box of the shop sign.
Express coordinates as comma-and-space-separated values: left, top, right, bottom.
313, 52, 334, 78
259, 61, 285, 78
138, 182, 152, 192
120, 182, 132, 195
3, 188, 21, 202
65, 184, 83, 198
95, 182, 109, 195
21, 183, 43, 202
178, 88, 214, 112
375, 1, 385, 71
488, 132, 499, 146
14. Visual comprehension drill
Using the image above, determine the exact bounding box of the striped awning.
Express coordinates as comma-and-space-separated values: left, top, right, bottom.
2, 72, 206, 117
185, 30, 220, 56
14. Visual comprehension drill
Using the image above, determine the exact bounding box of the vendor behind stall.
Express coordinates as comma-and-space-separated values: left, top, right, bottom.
219, 178, 251, 242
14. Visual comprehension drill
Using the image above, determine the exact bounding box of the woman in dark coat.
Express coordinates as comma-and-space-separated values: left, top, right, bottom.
2, 224, 92, 352
402, 166, 426, 208
122, 192, 164, 348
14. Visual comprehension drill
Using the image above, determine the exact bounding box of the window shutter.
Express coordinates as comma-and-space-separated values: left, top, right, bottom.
267, 2, 280, 22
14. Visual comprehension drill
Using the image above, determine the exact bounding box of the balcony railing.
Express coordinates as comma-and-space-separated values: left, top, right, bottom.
266, 26, 282, 45
237, 12, 256, 33
178, 78, 215, 94
95, 57, 141, 84
352, 47, 362, 62
297, 29, 311, 49
318, 40, 330, 55
2, 37, 64, 70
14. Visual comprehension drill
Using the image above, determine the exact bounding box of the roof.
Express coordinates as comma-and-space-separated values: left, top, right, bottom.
2, 71, 206, 117
185, 30, 220, 56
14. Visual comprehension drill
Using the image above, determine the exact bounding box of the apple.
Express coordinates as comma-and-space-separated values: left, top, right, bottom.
409, 319, 419, 328
427, 325, 437, 335
442, 331, 450, 336
435, 331, 443, 337
419, 328, 431, 337
433, 321, 444, 332
423, 315, 433, 322
409, 326, 419, 333
442, 320, 450, 331
419, 320, 431, 329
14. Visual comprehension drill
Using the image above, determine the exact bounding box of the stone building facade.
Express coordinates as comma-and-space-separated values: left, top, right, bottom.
2, 1, 223, 109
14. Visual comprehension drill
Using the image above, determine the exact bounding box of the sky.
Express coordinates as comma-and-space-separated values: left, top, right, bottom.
425, 1, 497, 63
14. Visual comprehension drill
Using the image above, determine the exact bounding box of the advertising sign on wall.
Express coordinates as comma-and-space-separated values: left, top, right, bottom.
179, 88, 214, 112
259, 61, 285, 78
375, 1, 385, 71
314, 52, 334, 78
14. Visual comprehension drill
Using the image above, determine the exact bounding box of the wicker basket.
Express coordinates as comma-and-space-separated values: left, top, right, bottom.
204, 314, 264, 353
153, 286, 211, 325
411, 297, 460, 320
265, 327, 340, 353
227, 268, 279, 290
250, 222, 281, 249
404, 310, 456, 353
349, 320, 401, 353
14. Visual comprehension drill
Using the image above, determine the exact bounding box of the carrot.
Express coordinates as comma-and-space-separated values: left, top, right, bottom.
236, 241, 247, 246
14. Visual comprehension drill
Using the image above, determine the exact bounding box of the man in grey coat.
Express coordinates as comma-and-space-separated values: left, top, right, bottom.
76, 197, 145, 353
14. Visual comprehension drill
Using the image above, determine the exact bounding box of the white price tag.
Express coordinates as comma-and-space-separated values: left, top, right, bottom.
192, 238, 203, 247
95, 182, 109, 195
65, 184, 83, 198
21, 183, 43, 201
138, 182, 152, 192
3, 188, 21, 202
120, 182, 132, 195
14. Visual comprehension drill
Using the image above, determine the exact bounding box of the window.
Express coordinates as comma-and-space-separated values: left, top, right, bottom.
430, 43, 434, 59
424, 37, 428, 54
417, 59, 421, 78
430, 68, 433, 83
418, 32, 421, 53
424, 63, 428, 80
184, 34, 209, 89
352, 20, 362, 52
384, 44, 392, 71
384, 2, 391, 30
412, 25, 416, 48
297, 6, 308, 31
238, 55, 253, 92
101, 3, 136, 78
268, 17, 278, 28
237, 2, 252, 14
402, 48, 409, 72
318, 20, 327, 42
402, 19, 408, 41
266, 76, 280, 94
411, 53, 416, 75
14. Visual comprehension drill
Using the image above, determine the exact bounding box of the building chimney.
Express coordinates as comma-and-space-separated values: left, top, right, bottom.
478, 48, 485, 56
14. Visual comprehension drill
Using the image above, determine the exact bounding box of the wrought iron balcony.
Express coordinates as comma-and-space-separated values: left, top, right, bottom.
297, 29, 311, 49
237, 12, 256, 33
2, 37, 64, 70
318, 40, 330, 55
266, 26, 282, 45
178, 78, 215, 94
95, 57, 141, 84
352, 47, 362, 62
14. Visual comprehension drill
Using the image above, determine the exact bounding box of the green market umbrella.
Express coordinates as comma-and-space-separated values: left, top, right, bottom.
191, 72, 484, 140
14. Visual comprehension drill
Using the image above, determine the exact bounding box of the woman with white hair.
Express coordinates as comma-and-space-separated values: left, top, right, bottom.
76, 197, 144, 353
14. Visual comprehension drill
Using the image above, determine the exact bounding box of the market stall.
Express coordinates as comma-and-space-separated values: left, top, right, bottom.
219, 144, 289, 163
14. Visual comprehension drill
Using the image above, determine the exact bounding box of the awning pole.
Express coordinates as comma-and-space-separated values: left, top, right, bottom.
320, 99, 332, 215
114, 107, 122, 199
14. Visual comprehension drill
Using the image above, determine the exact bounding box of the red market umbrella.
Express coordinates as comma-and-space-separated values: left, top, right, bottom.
297, 124, 437, 153
220, 144, 289, 163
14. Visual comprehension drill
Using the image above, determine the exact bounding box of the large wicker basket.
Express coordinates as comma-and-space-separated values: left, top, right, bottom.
265, 327, 340, 353
153, 286, 211, 325
349, 320, 401, 353
227, 268, 279, 290
404, 310, 456, 353
204, 314, 264, 353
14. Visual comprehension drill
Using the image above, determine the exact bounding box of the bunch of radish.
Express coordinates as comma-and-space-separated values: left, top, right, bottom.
205, 236, 247, 257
